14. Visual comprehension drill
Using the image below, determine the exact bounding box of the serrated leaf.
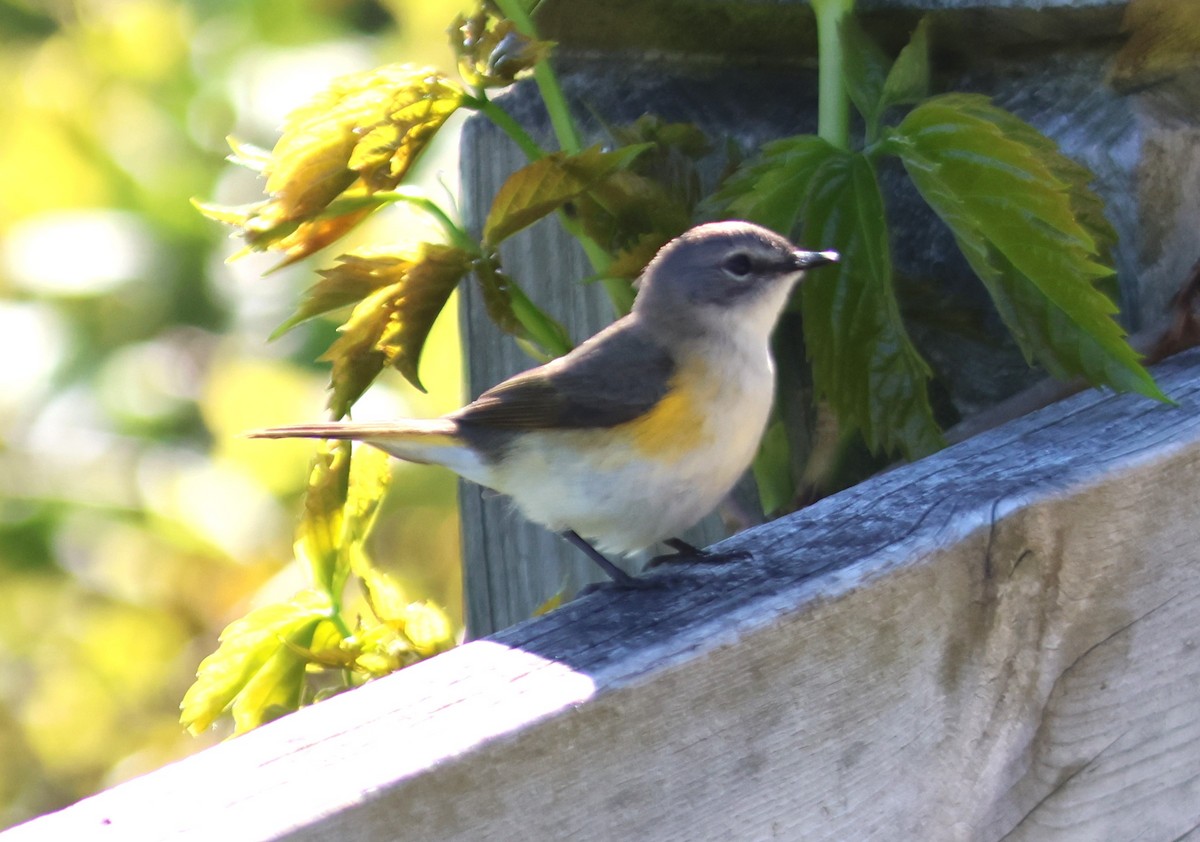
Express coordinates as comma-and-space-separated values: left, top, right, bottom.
230, 631, 314, 733
180, 590, 330, 735
452, 6, 555, 88
482, 144, 649, 247
714, 135, 842, 235
201, 68, 461, 264
267, 65, 462, 220
880, 17, 930, 109
800, 149, 942, 457
294, 442, 351, 596
345, 445, 392, 544
893, 94, 1165, 401
572, 169, 691, 258
272, 249, 399, 340
320, 244, 472, 413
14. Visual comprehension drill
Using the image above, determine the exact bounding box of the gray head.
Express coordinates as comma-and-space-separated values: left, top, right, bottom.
632, 221, 837, 334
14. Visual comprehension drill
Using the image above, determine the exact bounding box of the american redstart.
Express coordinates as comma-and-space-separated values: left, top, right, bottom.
251, 221, 838, 587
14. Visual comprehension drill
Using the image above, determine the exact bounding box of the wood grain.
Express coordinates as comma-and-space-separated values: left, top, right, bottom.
7, 347, 1200, 842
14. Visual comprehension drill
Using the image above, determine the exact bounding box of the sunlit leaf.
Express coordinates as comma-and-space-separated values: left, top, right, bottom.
399, 601, 454, 657
800, 147, 941, 457
344, 444, 392, 545
267, 65, 462, 218
294, 442, 350, 596
360, 567, 410, 625
320, 243, 472, 413
482, 144, 649, 247
225, 136, 271, 172
230, 632, 313, 733
202, 67, 462, 263
180, 590, 330, 735
452, 5, 555, 88
892, 94, 1164, 400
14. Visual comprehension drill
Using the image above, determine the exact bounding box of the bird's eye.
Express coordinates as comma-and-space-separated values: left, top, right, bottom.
722, 252, 753, 279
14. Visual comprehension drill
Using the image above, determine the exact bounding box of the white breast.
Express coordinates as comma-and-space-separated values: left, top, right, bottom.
487, 326, 776, 555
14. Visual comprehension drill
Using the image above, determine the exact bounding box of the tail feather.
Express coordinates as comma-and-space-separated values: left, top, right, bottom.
246, 418, 479, 473
247, 418, 457, 444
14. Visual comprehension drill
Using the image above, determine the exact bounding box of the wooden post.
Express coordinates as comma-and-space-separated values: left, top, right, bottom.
456, 0, 1200, 634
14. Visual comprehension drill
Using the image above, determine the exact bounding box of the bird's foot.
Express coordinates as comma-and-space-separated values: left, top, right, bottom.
576, 574, 671, 597
643, 538, 753, 571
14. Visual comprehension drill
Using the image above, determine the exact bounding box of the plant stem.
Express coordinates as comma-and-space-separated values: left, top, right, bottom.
463, 92, 545, 161
813, 0, 855, 151
492, 0, 631, 315
372, 190, 478, 254
494, 0, 582, 155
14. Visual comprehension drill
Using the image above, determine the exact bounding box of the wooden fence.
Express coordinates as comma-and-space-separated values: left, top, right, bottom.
6, 347, 1200, 841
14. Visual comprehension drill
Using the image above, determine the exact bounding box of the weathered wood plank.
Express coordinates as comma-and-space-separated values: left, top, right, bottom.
8, 348, 1200, 841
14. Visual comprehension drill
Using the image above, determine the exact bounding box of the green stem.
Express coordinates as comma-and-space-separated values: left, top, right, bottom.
491, 1, 630, 315
371, 190, 478, 254
813, 0, 855, 150
494, 0, 582, 155
463, 92, 545, 161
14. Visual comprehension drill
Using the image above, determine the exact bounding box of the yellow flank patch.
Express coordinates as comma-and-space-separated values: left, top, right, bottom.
622, 365, 711, 458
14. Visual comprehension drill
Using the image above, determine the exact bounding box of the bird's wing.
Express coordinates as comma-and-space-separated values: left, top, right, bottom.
453, 319, 676, 430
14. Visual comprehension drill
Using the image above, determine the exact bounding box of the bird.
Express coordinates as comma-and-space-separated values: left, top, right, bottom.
250, 220, 838, 588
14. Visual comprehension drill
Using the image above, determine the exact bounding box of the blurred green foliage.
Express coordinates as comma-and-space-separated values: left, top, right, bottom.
0, 0, 466, 828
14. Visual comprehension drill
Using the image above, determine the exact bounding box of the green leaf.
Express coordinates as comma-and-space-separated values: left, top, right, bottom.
800, 149, 942, 457
714, 135, 842, 235
752, 418, 794, 516
481, 144, 649, 247
319, 244, 472, 412
880, 17, 930, 110
892, 94, 1164, 400
839, 14, 891, 129
180, 590, 330, 735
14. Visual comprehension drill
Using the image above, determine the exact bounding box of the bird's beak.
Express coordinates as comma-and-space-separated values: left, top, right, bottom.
792, 249, 840, 270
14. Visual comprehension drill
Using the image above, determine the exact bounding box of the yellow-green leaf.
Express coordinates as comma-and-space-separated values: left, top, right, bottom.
294, 442, 351, 596
344, 444, 392, 545
452, 6, 555, 88
319, 243, 472, 414
267, 65, 462, 220
230, 631, 314, 734
399, 601, 454, 657
180, 590, 330, 735
482, 144, 649, 247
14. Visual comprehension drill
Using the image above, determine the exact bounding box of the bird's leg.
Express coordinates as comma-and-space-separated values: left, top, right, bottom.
644, 537, 753, 570
561, 530, 660, 591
